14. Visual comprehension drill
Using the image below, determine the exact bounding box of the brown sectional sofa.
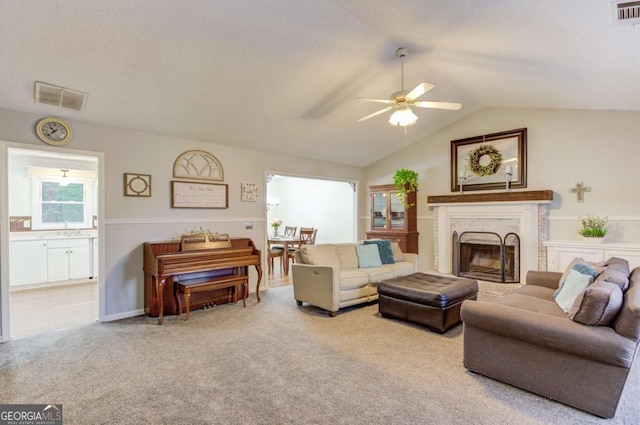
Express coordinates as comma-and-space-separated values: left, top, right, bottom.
460, 260, 640, 418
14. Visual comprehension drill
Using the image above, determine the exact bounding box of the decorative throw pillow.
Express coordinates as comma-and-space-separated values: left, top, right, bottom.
553, 269, 593, 313
363, 239, 395, 264
355, 244, 382, 268
555, 258, 601, 296
390, 241, 405, 262
604, 257, 630, 273
594, 269, 629, 292
557, 257, 585, 289
572, 262, 602, 281
595, 257, 631, 291
569, 281, 623, 326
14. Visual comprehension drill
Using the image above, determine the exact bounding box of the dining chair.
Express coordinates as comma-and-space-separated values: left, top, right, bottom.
267, 238, 285, 275
284, 226, 297, 237
299, 229, 315, 245
288, 228, 315, 263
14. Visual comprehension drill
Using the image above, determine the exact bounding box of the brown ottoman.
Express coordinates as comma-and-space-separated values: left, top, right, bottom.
378, 272, 478, 333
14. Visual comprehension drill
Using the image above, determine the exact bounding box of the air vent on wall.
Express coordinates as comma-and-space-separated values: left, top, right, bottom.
612, 1, 640, 25
34, 81, 88, 111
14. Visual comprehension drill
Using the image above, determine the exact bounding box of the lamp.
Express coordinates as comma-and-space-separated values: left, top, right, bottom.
388, 107, 418, 127
59, 169, 70, 186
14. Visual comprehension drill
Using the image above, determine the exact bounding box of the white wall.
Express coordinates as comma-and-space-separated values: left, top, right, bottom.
267, 175, 355, 244
365, 107, 640, 271
0, 107, 365, 322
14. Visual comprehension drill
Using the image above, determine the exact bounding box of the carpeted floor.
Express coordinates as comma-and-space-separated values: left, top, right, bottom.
0, 283, 638, 424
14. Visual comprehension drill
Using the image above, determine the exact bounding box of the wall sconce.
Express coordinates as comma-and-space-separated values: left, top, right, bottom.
505, 165, 513, 192
266, 197, 280, 211
59, 169, 70, 186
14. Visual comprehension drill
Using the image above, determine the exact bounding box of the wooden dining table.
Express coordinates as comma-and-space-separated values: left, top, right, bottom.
267, 235, 301, 275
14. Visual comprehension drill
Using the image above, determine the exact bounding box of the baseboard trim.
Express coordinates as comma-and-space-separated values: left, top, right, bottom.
103, 308, 145, 322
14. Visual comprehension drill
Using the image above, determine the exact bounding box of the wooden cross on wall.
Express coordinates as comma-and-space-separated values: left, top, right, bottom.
571, 182, 591, 202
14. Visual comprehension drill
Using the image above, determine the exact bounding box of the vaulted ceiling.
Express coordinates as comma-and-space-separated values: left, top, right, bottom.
1, 1, 638, 167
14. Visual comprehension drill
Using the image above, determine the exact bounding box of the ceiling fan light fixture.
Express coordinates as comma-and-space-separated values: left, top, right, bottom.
388, 107, 418, 127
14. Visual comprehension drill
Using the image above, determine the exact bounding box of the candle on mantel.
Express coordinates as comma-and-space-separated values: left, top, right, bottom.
505, 165, 513, 175
459, 170, 467, 179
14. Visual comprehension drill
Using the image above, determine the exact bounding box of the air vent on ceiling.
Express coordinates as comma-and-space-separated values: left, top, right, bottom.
34, 81, 88, 111
612, 1, 640, 25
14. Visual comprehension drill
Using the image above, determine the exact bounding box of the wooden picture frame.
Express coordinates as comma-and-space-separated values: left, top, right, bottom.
171, 181, 228, 209
124, 173, 152, 197
451, 128, 527, 192
173, 150, 224, 181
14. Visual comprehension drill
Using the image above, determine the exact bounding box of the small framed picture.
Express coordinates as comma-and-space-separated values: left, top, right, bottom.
241, 182, 258, 202
124, 173, 152, 197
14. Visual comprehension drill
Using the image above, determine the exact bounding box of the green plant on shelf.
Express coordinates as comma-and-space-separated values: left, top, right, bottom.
393, 169, 418, 208
578, 215, 608, 238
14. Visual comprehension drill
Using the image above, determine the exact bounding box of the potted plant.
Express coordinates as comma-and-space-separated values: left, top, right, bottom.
578, 215, 608, 242
393, 168, 418, 207
270, 218, 283, 237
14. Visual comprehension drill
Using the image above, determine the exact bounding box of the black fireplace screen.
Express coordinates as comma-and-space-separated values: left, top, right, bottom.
452, 231, 520, 283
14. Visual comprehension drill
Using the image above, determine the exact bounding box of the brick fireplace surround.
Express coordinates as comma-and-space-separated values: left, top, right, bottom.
427, 190, 553, 283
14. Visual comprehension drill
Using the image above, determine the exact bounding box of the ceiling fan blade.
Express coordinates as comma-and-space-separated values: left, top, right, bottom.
357, 106, 394, 122
354, 97, 395, 104
414, 101, 462, 110
405, 83, 435, 101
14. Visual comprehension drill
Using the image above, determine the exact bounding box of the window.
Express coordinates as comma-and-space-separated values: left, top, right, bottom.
32, 177, 93, 230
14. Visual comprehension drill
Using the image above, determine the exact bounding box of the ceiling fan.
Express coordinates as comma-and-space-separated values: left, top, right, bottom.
356, 48, 462, 127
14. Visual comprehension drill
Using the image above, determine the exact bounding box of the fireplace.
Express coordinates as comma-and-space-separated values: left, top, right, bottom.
452, 231, 520, 283
428, 191, 553, 283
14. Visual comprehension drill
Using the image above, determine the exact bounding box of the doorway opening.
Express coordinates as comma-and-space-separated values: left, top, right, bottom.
5, 146, 101, 339
265, 173, 356, 285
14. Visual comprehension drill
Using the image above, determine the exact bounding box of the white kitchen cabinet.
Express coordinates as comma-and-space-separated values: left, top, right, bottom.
544, 240, 640, 272
69, 242, 91, 279
10, 240, 48, 286
47, 238, 92, 281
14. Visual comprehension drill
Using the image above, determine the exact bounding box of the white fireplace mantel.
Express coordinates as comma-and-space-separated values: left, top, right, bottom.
428, 191, 553, 282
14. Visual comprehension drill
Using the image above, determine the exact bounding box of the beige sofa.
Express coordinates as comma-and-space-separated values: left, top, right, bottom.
460, 259, 640, 418
291, 243, 418, 316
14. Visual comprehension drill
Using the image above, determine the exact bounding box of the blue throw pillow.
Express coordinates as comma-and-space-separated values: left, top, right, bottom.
363, 239, 395, 264
572, 262, 601, 281
355, 244, 382, 268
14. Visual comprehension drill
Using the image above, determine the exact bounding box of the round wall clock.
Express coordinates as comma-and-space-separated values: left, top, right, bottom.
35, 117, 73, 146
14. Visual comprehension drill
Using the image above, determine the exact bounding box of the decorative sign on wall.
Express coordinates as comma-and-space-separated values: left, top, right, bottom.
241, 182, 258, 202
171, 181, 228, 209
124, 173, 152, 197
570, 182, 591, 202
451, 128, 527, 192
173, 150, 224, 181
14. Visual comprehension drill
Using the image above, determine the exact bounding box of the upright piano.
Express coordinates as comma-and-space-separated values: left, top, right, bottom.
143, 234, 262, 324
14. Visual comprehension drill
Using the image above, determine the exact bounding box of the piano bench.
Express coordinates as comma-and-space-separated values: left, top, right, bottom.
175, 274, 249, 321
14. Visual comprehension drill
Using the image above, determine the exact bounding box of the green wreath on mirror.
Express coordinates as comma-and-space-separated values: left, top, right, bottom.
467, 144, 503, 177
